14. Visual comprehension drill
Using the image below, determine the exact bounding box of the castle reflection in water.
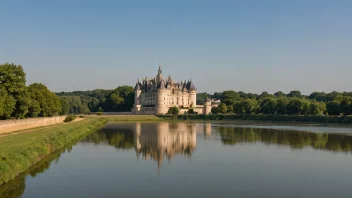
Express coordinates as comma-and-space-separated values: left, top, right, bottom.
101, 122, 212, 168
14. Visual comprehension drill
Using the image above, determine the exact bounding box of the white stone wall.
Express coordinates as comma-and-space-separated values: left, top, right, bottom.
0, 116, 66, 134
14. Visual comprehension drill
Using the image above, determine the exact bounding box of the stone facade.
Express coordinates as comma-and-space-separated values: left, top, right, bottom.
132, 66, 211, 115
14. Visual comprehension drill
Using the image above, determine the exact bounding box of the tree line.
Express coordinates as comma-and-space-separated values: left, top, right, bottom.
56, 86, 134, 114
218, 126, 352, 152
0, 63, 68, 119
2, 62, 352, 119
208, 90, 352, 116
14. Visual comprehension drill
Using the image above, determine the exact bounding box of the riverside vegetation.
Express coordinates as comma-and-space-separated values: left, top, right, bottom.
0, 63, 69, 120
157, 114, 352, 124
57, 85, 352, 119
0, 118, 108, 185
2, 62, 352, 123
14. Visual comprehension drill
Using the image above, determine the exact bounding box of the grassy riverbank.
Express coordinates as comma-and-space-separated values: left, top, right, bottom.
85, 115, 164, 121
0, 118, 108, 185
156, 114, 352, 124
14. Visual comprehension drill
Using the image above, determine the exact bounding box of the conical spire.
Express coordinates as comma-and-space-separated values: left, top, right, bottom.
160, 79, 166, 89
158, 65, 162, 75
189, 80, 196, 90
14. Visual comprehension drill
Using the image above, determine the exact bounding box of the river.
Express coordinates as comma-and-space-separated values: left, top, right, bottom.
1, 121, 352, 198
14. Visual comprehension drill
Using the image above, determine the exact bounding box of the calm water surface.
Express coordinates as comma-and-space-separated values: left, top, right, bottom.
1, 122, 352, 198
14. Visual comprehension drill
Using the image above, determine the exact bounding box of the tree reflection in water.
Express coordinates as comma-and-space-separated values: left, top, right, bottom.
3, 122, 352, 197
216, 126, 352, 152
0, 145, 73, 198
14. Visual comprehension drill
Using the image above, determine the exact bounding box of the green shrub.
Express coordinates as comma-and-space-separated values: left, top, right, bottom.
64, 115, 76, 122
97, 112, 103, 116
167, 107, 179, 115
187, 108, 195, 114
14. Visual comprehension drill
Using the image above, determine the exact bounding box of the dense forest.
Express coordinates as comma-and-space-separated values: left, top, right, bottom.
208, 90, 352, 116
56, 86, 134, 114
56, 89, 352, 116
2, 62, 352, 119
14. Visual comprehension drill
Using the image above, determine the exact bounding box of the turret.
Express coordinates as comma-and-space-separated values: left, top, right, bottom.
134, 81, 142, 105
189, 81, 197, 107
156, 81, 169, 114
157, 65, 163, 82
204, 97, 211, 114
132, 80, 142, 114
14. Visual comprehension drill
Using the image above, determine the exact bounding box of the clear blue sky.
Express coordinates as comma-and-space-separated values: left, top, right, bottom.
0, 0, 351, 94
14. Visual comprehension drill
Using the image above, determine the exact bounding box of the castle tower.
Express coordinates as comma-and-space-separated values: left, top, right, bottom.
156, 79, 168, 114
189, 81, 197, 107
134, 81, 142, 105
204, 97, 211, 114
133, 81, 142, 113
157, 65, 163, 82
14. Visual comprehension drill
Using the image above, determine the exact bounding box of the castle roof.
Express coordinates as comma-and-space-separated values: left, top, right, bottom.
189, 81, 196, 91
135, 66, 197, 93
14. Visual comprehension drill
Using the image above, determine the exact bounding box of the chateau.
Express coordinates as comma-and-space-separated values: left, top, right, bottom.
132, 66, 211, 115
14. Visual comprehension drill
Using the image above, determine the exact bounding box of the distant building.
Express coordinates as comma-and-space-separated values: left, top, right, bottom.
211, 99, 221, 108
132, 66, 211, 114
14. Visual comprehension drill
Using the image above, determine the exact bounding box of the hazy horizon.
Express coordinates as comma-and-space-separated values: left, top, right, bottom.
1, 0, 351, 94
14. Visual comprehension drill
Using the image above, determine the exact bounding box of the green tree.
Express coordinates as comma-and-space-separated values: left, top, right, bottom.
59, 97, 70, 115
187, 108, 195, 114
326, 101, 341, 115
167, 107, 179, 115
286, 98, 305, 115
196, 92, 209, 105
234, 99, 257, 114
219, 103, 228, 114
340, 98, 351, 115
226, 105, 234, 113
274, 91, 285, 97
259, 98, 277, 114
211, 106, 220, 114
0, 87, 16, 119
221, 91, 240, 106
309, 101, 326, 116
27, 99, 41, 117
0, 63, 28, 118
309, 92, 328, 102
211, 92, 222, 100
88, 98, 101, 112
98, 107, 104, 112
258, 91, 272, 99
27, 83, 61, 117
276, 97, 289, 114
287, 90, 302, 98
102, 86, 134, 112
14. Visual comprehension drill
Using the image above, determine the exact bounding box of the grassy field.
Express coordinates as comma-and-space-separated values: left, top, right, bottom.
0, 118, 108, 185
